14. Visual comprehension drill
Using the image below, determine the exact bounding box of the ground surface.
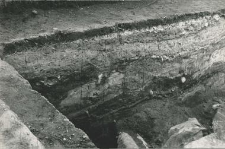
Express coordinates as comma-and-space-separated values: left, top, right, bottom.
1, 0, 225, 43
1, 0, 225, 148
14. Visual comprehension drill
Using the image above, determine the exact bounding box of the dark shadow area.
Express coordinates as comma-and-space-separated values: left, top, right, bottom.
72, 117, 119, 148
1, 1, 120, 13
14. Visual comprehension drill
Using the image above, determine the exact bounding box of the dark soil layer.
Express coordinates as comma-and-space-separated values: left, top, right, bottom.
1, 1, 118, 11
3, 7, 225, 148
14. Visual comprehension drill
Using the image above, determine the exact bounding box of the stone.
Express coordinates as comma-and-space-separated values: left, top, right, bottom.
213, 104, 225, 141
0, 99, 44, 149
97, 73, 104, 84
181, 76, 186, 83
212, 104, 221, 110
117, 132, 150, 149
32, 10, 38, 15
184, 133, 225, 148
184, 104, 225, 148
117, 132, 139, 149
149, 89, 154, 96
213, 14, 220, 21
137, 134, 149, 149
164, 118, 206, 148
53, 28, 59, 32
82, 135, 88, 139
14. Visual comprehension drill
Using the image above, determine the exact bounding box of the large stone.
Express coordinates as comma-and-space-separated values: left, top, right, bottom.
117, 131, 150, 149
164, 118, 206, 148
0, 59, 95, 148
118, 132, 139, 149
184, 133, 225, 148
184, 104, 225, 148
0, 99, 44, 149
213, 103, 225, 141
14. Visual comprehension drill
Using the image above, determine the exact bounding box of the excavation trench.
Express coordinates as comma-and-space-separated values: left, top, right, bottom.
2, 11, 225, 148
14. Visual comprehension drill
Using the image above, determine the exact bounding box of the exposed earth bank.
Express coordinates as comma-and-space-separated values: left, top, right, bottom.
2, 10, 225, 148
2, 1, 225, 148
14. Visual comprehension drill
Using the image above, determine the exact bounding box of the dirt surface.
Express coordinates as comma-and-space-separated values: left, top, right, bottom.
1, 0, 225, 43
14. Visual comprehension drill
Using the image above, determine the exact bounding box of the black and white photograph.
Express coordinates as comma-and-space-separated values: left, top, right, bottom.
1, 0, 225, 148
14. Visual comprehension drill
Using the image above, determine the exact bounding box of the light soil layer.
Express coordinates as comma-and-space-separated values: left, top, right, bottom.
0, 59, 95, 148
3, 10, 225, 148
2, 0, 225, 43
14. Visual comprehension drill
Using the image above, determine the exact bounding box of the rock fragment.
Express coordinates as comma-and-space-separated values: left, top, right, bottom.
212, 104, 221, 110
32, 10, 38, 15
181, 76, 186, 83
